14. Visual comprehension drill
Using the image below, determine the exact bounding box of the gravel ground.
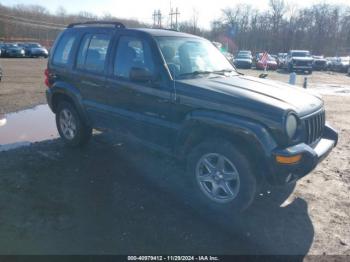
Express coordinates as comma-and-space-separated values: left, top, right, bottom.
0, 58, 349, 256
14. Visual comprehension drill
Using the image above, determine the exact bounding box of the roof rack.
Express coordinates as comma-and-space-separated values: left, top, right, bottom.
67, 21, 125, 29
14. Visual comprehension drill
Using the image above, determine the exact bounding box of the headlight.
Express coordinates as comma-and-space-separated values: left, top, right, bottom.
285, 114, 298, 139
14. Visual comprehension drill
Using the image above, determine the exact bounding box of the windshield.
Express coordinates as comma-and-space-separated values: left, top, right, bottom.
156, 37, 236, 79
29, 43, 41, 48
236, 54, 250, 59
238, 51, 251, 55
291, 51, 310, 57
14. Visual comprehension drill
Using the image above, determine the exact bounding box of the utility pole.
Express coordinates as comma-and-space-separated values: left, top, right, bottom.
152, 9, 163, 28
152, 10, 158, 28
174, 8, 180, 30
157, 10, 162, 28
169, 7, 180, 29
169, 8, 173, 29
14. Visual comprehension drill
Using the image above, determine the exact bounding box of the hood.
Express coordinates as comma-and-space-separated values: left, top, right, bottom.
234, 58, 252, 62
31, 47, 47, 51
291, 56, 313, 62
178, 75, 323, 117
31, 47, 48, 53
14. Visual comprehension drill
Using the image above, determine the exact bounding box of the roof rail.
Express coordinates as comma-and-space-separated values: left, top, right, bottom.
67, 21, 125, 29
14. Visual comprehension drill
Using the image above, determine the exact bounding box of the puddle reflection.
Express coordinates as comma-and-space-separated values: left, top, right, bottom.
0, 104, 58, 151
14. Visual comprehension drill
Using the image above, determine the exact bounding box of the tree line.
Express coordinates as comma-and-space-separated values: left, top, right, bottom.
180, 0, 350, 56
0, 1, 349, 56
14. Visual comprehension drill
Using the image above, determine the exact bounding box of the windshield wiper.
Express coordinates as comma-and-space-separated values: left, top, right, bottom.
178, 70, 213, 78
212, 69, 242, 76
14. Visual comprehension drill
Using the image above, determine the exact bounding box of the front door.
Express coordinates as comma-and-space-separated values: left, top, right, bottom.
105, 35, 177, 149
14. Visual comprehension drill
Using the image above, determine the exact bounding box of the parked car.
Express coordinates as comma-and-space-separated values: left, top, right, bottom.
1, 43, 25, 58
285, 50, 313, 74
277, 53, 288, 68
326, 57, 338, 71
333, 56, 350, 73
237, 50, 253, 60
312, 55, 327, 71
256, 53, 278, 70
18, 42, 49, 58
233, 53, 253, 69
46, 21, 338, 213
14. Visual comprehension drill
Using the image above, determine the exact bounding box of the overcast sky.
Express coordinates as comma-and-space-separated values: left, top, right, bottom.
2, 0, 350, 28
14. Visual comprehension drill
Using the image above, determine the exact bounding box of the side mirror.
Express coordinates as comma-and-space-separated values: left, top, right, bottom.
129, 67, 154, 82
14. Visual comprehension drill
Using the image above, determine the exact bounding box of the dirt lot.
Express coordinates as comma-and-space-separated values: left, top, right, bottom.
0, 58, 47, 114
0, 58, 349, 256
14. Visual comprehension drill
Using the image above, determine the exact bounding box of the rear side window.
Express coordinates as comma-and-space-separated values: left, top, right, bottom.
52, 33, 76, 66
76, 34, 111, 73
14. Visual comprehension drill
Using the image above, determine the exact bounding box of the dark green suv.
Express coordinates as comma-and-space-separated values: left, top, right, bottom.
46, 21, 338, 212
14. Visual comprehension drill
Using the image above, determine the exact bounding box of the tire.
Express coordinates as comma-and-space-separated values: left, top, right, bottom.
56, 101, 92, 147
187, 138, 257, 213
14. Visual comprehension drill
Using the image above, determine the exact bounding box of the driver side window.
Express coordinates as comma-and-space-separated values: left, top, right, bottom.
114, 36, 155, 80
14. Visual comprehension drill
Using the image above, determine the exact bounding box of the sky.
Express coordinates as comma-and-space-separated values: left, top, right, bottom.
2, 0, 350, 28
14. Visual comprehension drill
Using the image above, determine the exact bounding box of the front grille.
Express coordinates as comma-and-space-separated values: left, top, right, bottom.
315, 61, 326, 66
295, 60, 308, 66
304, 110, 325, 145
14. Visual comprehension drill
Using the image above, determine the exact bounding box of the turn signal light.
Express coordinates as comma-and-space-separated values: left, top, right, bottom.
276, 154, 302, 164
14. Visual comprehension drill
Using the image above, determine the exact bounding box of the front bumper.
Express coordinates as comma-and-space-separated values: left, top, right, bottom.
269, 124, 338, 185
292, 65, 313, 71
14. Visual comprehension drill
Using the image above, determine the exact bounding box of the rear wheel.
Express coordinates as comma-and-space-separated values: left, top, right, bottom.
56, 101, 92, 147
187, 139, 257, 213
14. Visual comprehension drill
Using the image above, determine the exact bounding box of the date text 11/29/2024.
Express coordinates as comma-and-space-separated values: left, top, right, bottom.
127, 256, 219, 261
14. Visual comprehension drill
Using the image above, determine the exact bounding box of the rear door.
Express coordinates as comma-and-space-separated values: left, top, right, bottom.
71, 31, 113, 127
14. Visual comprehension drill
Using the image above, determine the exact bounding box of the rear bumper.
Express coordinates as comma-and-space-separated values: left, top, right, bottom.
269, 124, 338, 185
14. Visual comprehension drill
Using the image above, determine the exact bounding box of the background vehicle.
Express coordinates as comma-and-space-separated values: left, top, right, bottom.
326, 57, 338, 71
0, 43, 25, 58
285, 50, 313, 74
277, 53, 288, 68
18, 42, 49, 58
332, 56, 350, 72
237, 50, 253, 60
312, 55, 327, 71
233, 52, 252, 69
46, 21, 338, 214
256, 53, 278, 70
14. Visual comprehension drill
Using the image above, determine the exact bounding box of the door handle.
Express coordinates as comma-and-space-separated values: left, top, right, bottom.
81, 80, 100, 87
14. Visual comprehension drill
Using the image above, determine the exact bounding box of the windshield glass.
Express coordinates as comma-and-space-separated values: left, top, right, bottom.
29, 43, 41, 48
236, 54, 250, 59
340, 57, 350, 62
156, 37, 236, 79
291, 51, 310, 57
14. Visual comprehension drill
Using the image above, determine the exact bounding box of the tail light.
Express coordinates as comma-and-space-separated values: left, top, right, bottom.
44, 68, 51, 88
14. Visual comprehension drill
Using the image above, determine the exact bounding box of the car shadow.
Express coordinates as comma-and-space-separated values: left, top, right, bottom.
0, 133, 314, 257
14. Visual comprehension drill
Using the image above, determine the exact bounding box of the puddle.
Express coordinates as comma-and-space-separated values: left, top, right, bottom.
309, 84, 350, 96
0, 104, 58, 152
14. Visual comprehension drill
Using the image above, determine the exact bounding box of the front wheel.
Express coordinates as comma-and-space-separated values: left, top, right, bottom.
187, 139, 257, 213
56, 101, 92, 147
